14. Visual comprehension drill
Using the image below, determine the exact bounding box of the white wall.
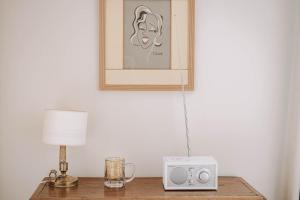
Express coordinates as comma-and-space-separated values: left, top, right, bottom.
0, 0, 294, 199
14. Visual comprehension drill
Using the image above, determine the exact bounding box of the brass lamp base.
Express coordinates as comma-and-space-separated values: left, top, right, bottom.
48, 145, 79, 188
49, 175, 79, 188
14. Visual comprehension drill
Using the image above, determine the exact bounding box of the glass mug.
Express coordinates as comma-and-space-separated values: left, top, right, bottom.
104, 157, 135, 188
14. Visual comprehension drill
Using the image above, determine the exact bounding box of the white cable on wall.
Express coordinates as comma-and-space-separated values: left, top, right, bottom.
181, 73, 191, 157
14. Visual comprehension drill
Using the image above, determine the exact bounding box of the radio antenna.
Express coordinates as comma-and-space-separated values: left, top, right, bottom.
175, 12, 191, 157
181, 74, 191, 157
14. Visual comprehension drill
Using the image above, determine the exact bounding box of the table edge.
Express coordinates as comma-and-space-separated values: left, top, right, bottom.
30, 176, 266, 200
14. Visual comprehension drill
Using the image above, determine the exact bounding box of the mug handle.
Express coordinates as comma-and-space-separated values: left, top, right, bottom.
125, 163, 136, 183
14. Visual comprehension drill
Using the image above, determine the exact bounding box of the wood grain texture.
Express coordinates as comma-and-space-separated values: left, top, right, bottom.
30, 177, 266, 200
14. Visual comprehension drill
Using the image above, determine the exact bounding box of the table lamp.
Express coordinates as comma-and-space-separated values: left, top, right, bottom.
43, 109, 88, 188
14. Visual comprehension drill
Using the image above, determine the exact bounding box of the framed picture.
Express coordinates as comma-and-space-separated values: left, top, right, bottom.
100, 0, 195, 91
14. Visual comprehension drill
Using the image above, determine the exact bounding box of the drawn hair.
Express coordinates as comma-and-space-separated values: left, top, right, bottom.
130, 5, 163, 47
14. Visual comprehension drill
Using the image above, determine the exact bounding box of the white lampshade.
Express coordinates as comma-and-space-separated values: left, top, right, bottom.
43, 110, 88, 146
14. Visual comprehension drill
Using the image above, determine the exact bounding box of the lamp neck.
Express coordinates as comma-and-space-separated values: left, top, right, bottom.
59, 145, 68, 176
59, 145, 66, 162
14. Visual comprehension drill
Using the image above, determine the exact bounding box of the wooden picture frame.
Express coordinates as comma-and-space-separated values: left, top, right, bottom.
100, 0, 195, 91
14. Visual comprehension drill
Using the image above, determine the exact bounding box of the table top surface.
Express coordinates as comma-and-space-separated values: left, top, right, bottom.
30, 177, 266, 200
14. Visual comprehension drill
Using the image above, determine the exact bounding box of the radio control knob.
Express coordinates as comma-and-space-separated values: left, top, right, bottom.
188, 179, 194, 185
197, 169, 210, 183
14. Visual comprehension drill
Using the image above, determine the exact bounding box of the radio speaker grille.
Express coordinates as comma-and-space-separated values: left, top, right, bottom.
170, 167, 188, 185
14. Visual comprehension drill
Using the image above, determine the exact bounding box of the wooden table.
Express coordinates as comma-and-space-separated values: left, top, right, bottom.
30, 177, 266, 200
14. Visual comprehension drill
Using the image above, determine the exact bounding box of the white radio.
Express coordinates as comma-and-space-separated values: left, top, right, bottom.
163, 156, 218, 190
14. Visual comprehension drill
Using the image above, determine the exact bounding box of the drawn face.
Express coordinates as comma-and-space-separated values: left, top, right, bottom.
137, 14, 158, 49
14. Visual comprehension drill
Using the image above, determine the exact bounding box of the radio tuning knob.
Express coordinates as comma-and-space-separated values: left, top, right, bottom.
197, 169, 210, 183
